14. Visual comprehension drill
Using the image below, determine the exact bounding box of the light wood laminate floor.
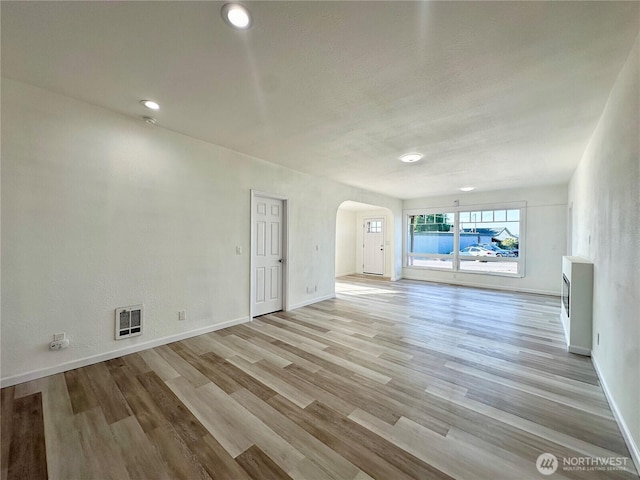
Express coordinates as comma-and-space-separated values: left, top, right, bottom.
2, 276, 637, 479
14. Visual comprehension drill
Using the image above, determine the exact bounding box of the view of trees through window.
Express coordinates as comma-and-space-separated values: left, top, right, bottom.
406, 208, 523, 275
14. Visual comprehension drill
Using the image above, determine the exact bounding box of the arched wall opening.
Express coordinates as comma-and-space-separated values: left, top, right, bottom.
336, 200, 396, 280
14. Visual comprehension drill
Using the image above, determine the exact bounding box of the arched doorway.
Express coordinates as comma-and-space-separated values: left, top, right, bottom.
336, 201, 395, 279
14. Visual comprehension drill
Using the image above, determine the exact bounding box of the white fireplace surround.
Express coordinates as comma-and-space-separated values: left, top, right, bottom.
560, 256, 594, 356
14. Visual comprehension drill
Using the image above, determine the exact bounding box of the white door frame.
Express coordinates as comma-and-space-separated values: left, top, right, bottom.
362, 216, 385, 275
250, 190, 289, 318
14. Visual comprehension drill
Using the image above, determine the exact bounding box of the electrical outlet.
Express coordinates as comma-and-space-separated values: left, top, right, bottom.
53, 332, 65, 342
50, 338, 69, 350
179, 310, 186, 321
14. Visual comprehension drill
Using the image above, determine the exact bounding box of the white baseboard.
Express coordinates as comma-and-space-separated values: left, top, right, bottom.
567, 345, 591, 356
591, 353, 640, 474
288, 293, 336, 311
0, 316, 250, 388
401, 273, 560, 296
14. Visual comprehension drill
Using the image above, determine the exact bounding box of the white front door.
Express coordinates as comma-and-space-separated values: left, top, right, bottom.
363, 218, 384, 275
252, 196, 284, 316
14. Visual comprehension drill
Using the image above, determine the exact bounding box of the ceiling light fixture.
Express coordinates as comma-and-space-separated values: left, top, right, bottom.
459, 186, 475, 192
142, 116, 157, 125
399, 152, 423, 163
140, 100, 160, 110
221, 3, 252, 29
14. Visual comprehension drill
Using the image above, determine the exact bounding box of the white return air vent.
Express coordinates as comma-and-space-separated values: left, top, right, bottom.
115, 304, 143, 340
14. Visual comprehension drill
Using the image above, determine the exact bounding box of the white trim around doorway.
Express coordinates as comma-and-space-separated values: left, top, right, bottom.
250, 190, 290, 319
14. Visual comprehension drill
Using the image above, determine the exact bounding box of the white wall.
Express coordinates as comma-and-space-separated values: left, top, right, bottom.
402, 185, 568, 295
335, 209, 357, 277
569, 36, 639, 466
0, 79, 402, 385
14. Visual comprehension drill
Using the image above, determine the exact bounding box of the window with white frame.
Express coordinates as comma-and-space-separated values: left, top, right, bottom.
405, 203, 525, 277
406, 213, 455, 270
367, 220, 382, 233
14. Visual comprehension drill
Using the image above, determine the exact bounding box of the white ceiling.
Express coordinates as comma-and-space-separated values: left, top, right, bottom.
2, 1, 638, 199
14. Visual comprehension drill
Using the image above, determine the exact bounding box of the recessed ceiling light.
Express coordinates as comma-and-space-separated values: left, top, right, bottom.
221, 3, 251, 29
142, 116, 157, 125
459, 186, 475, 192
141, 100, 160, 110
399, 153, 423, 163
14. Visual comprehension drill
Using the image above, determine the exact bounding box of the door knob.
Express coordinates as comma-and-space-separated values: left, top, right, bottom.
278, 259, 283, 263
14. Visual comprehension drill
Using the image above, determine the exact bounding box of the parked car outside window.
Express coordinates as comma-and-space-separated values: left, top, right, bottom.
454, 246, 499, 257
479, 243, 515, 257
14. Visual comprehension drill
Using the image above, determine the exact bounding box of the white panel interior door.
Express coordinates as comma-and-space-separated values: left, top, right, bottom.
363, 218, 384, 275
253, 196, 284, 316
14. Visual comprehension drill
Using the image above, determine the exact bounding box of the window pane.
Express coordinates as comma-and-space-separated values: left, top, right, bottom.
458, 207, 520, 262
407, 256, 453, 269
408, 213, 454, 254
407, 207, 522, 276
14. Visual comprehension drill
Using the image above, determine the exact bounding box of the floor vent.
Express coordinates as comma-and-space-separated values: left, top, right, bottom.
115, 304, 143, 340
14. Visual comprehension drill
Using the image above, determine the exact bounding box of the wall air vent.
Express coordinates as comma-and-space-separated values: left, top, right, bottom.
115, 304, 143, 340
